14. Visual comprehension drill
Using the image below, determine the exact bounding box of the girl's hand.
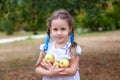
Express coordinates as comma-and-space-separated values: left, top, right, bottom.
41, 60, 66, 76
49, 64, 66, 76
41, 60, 52, 70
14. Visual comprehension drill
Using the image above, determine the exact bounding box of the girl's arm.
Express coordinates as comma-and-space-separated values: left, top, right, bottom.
58, 56, 80, 76
35, 51, 65, 77
36, 56, 80, 77
35, 55, 80, 77
35, 51, 51, 76
35, 63, 65, 76
35, 65, 52, 76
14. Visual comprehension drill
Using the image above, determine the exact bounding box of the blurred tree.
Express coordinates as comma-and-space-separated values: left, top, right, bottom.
0, 0, 119, 34
0, 0, 16, 34
0, 0, 7, 32
1, 19, 14, 35
112, 0, 120, 29
77, 0, 108, 32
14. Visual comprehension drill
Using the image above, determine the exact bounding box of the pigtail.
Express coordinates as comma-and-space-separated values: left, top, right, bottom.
69, 31, 77, 60
44, 28, 51, 51
43, 35, 50, 51
35, 51, 46, 67
35, 29, 51, 67
70, 32, 74, 43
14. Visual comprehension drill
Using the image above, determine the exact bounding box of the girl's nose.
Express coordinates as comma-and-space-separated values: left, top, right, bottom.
58, 31, 62, 35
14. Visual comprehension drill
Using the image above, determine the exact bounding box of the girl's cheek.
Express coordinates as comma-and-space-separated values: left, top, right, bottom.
63, 31, 69, 35
51, 33, 56, 38
52, 31, 57, 35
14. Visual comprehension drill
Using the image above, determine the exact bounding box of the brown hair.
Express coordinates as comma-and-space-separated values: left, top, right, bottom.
47, 9, 74, 31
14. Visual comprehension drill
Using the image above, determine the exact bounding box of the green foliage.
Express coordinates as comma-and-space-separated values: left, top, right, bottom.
0, 0, 120, 34
112, 0, 120, 29
1, 19, 14, 35
78, 0, 108, 32
75, 0, 120, 32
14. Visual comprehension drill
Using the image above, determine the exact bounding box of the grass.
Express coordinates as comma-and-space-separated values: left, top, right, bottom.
0, 31, 46, 39
0, 39, 43, 80
0, 30, 120, 80
76, 30, 120, 38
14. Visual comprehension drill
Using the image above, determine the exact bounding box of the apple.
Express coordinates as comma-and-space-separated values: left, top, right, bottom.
44, 54, 55, 64
59, 58, 69, 68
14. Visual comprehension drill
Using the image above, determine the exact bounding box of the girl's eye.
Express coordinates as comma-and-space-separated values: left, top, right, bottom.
61, 28, 66, 31
53, 28, 57, 31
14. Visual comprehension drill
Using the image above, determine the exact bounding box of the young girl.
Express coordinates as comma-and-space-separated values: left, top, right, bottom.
35, 9, 82, 80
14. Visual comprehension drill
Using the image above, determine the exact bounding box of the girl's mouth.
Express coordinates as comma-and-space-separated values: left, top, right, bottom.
56, 37, 63, 39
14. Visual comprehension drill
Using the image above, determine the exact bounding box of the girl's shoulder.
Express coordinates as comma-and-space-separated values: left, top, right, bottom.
76, 44, 82, 55
39, 42, 54, 51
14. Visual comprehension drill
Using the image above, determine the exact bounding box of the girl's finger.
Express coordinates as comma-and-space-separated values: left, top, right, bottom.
54, 68, 65, 72
59, 71, 67, 75
46, 61, 52, 67
50, 63, 56, 70
41, 62, 45, 66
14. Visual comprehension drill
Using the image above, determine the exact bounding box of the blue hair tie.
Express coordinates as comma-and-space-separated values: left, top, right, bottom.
44, 35, 50, 51
70, 32, 74, 43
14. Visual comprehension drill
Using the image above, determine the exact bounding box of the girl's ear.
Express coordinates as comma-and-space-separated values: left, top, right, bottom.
69, 26, 72, 33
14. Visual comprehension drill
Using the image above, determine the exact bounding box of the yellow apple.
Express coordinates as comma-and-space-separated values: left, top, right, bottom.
59, 58, 69, 68
44, 54, 55, 64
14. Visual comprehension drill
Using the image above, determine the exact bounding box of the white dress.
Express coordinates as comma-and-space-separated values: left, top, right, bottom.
40, 41, 82, 80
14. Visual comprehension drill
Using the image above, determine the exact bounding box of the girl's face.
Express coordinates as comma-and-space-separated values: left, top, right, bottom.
51, 18, 71, 44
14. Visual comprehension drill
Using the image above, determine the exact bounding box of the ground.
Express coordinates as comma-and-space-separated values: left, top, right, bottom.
0, 30, 120, 80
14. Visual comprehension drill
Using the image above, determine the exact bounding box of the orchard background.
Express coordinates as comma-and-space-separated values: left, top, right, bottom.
0, 0, 120, 80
